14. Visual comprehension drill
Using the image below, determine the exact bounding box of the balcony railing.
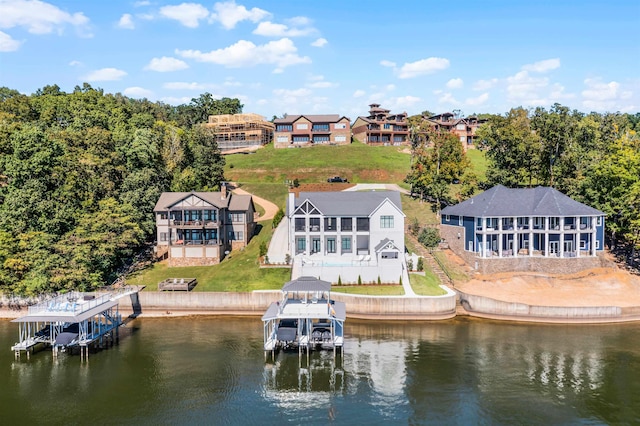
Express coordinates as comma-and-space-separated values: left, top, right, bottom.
170, 220, 218, 227
171, 239, 219, 246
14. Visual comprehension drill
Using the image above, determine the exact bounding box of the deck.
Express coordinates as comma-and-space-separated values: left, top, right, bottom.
158, 278, 198, 291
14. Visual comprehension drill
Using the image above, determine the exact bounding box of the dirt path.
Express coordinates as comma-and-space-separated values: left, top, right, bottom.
232, 187, 279, 222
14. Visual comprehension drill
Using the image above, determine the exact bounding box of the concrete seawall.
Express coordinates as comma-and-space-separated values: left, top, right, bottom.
457, 291, 640, 323
124, 286, 457, 320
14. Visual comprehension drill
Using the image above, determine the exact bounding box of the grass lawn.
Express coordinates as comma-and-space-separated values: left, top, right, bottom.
401, 193, 439, 227
410, 271, 447, 296
224, 143, 411, 185
332, 285, 405, 296
127, 224, 290, 291
466, 148, 488, 182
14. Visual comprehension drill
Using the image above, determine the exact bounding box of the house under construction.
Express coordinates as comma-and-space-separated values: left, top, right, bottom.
206, 113, 275, 152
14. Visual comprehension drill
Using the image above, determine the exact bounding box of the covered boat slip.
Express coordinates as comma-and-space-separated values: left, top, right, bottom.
262, 277, 346, 358
11, 288, 137, 359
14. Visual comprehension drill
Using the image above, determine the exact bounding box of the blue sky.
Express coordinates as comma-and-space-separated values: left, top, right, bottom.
1, 0, 638, 119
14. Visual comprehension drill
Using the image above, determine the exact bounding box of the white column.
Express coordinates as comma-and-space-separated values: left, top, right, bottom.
498, 218, 503, 257
529, 216, 534, 256
559, 217, 565, 258
513, 216, 518, 257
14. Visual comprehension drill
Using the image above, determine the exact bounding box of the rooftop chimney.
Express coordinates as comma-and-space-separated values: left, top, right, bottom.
221, 182, 227, 199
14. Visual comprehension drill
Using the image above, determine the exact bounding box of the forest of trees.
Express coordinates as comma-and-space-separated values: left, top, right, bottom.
0, 84, 241, 295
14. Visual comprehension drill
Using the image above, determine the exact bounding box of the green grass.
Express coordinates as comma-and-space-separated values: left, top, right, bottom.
332, 285, 405, 295
401, 193, 439, 227
466, 149, 488, 181
224, 143, 412, 185
127, 225, 290, 291
410, 271, 447, 296
235, 182, 290, 209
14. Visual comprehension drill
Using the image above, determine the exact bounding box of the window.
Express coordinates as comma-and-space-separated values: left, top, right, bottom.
276, 136, 288, 143
383, 123, 391, 129
458, 216, 463, 226
309, 218, 320, 231
312, 124, 329, 131
445, 215, 450, 222
296, 123, 309, 130
312, 238, 321, 253
341, 217, 352, 231
160, 232, 168, 242
296, 237, 306, 253
550, 217, 560, 230
204, 210, 217, 221
313, 135, 330, 143
596, 240, 600, 249
276, 124, 292, 132
580, 240, 587, 250
335, 136, 347, 142
456, 123, 466, 130
597, 217, 602, 226
357, 217, 369, 231
533, 217, 544, 229
324, 217, 337, 231
380, 216, 394, 228
229, 213, 244, 223
327, 238, 336, 253
159, 213, 168, 220
335, 123, 346, 129
228, 231, 243, 240
295, 217, 306, 232
293, 136, 309, 142
341, 237, 351, 252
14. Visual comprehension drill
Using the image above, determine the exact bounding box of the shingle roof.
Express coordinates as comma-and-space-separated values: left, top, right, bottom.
153, 191, 230, 211
293, 190, 403, 216
273, 114, 347, 124
441, 185, 605, 217
283, 276, 331, 292
228, 193, 253, 211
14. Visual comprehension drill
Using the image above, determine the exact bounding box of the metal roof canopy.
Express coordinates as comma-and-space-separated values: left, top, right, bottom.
282, 276, 331, 293
12, 299, 119, 323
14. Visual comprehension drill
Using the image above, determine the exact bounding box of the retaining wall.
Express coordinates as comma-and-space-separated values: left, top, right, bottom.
125, 287, 457, 320
458, 290, 624, 322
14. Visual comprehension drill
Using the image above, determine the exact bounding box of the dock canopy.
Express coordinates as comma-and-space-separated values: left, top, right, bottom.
282, 276, 331, 293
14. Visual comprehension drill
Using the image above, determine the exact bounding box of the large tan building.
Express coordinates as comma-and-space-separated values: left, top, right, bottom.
206, 113, 274, 152
273, 114, 351, 148
351, 104, 409, 145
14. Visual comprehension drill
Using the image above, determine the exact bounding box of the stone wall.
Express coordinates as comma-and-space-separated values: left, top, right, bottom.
168, 257, 220, 267
440, 223, 611, 274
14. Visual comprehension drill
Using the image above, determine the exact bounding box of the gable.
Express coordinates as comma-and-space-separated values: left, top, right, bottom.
171, 194, 215, 209
293, 199, 322, 215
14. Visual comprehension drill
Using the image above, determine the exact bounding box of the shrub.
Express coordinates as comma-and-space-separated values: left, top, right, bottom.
377, 276, 382, 285
417, 257, 424, 271
357, 275, 362, 285
407, 259, 414, 271
284, 253, 291, 265
264, 255, 270, 264
409, 217, 421, 236
293, 178, 300, 188
418, 227, 440, 248
272, 207, 285, 229
337, 275, 342, 286
259, 241, 268, 257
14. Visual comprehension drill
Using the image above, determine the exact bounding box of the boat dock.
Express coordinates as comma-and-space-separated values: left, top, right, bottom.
10, 286, 140, 360
262, 276, 346, 361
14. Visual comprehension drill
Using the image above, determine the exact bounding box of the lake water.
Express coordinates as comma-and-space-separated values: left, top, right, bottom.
2, 316, 640, 425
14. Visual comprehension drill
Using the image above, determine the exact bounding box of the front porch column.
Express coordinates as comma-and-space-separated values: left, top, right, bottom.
591, 217, 597, 256
513, 216, 518, 257
498, 218, 503, 257
482, 232, 487, 258
529, 216, 534, 257
559, 217, 565, 258
544, 217, 549, 257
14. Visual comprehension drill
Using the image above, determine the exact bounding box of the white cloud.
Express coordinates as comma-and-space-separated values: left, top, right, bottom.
353, 90, 366, 98
308, 81, 336, 89
274, 88, 312, 98
163, 81, 216, 90
397, 57, 450, 79
123, 86, 154, 98
0, 0, 91, 36
391, 95, 421, 109
176, 38, 311, 69
437, 92, 460, 105
144, 56, 189, 72
311, 37, 327, 47
506, 70, 549, 105
386, 84, 396, 91
522, 58, 560, 73
380, 60, 396, 68
253, 20, 315, 37
210, 0, 270, 29
68, 60, 82, 66
446, 78, 464, 89
581, 78, 632, 111
134, 1, 151, 6
0, 30, 21, 51
224, 78, 242, 87
159, 3, 210, 28
465, 92, 489, 106
118, 13, 134, 29
83, 67, 127, 81
473, 78, 499, 91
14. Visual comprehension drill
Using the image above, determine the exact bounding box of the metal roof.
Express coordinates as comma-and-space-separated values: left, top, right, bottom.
12, 299, 119, 323
282, 276, 331, 293
292, 190, 403, 217
441, 185, 605, 217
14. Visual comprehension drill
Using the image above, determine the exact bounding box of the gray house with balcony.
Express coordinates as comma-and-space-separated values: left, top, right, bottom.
440, 185, 606, 274
154, 185, 255, 267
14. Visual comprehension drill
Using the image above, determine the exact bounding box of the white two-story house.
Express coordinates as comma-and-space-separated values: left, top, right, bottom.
287, 190, 406, 284
154, 185, 256, 267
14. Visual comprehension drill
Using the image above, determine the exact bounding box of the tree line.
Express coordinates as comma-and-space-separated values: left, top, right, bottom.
0, 84, 240, 295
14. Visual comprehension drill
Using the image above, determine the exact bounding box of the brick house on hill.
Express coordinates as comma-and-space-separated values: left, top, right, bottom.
423, 112, 486, 150
440, 185, 606, 274
273, 114, 351, 148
